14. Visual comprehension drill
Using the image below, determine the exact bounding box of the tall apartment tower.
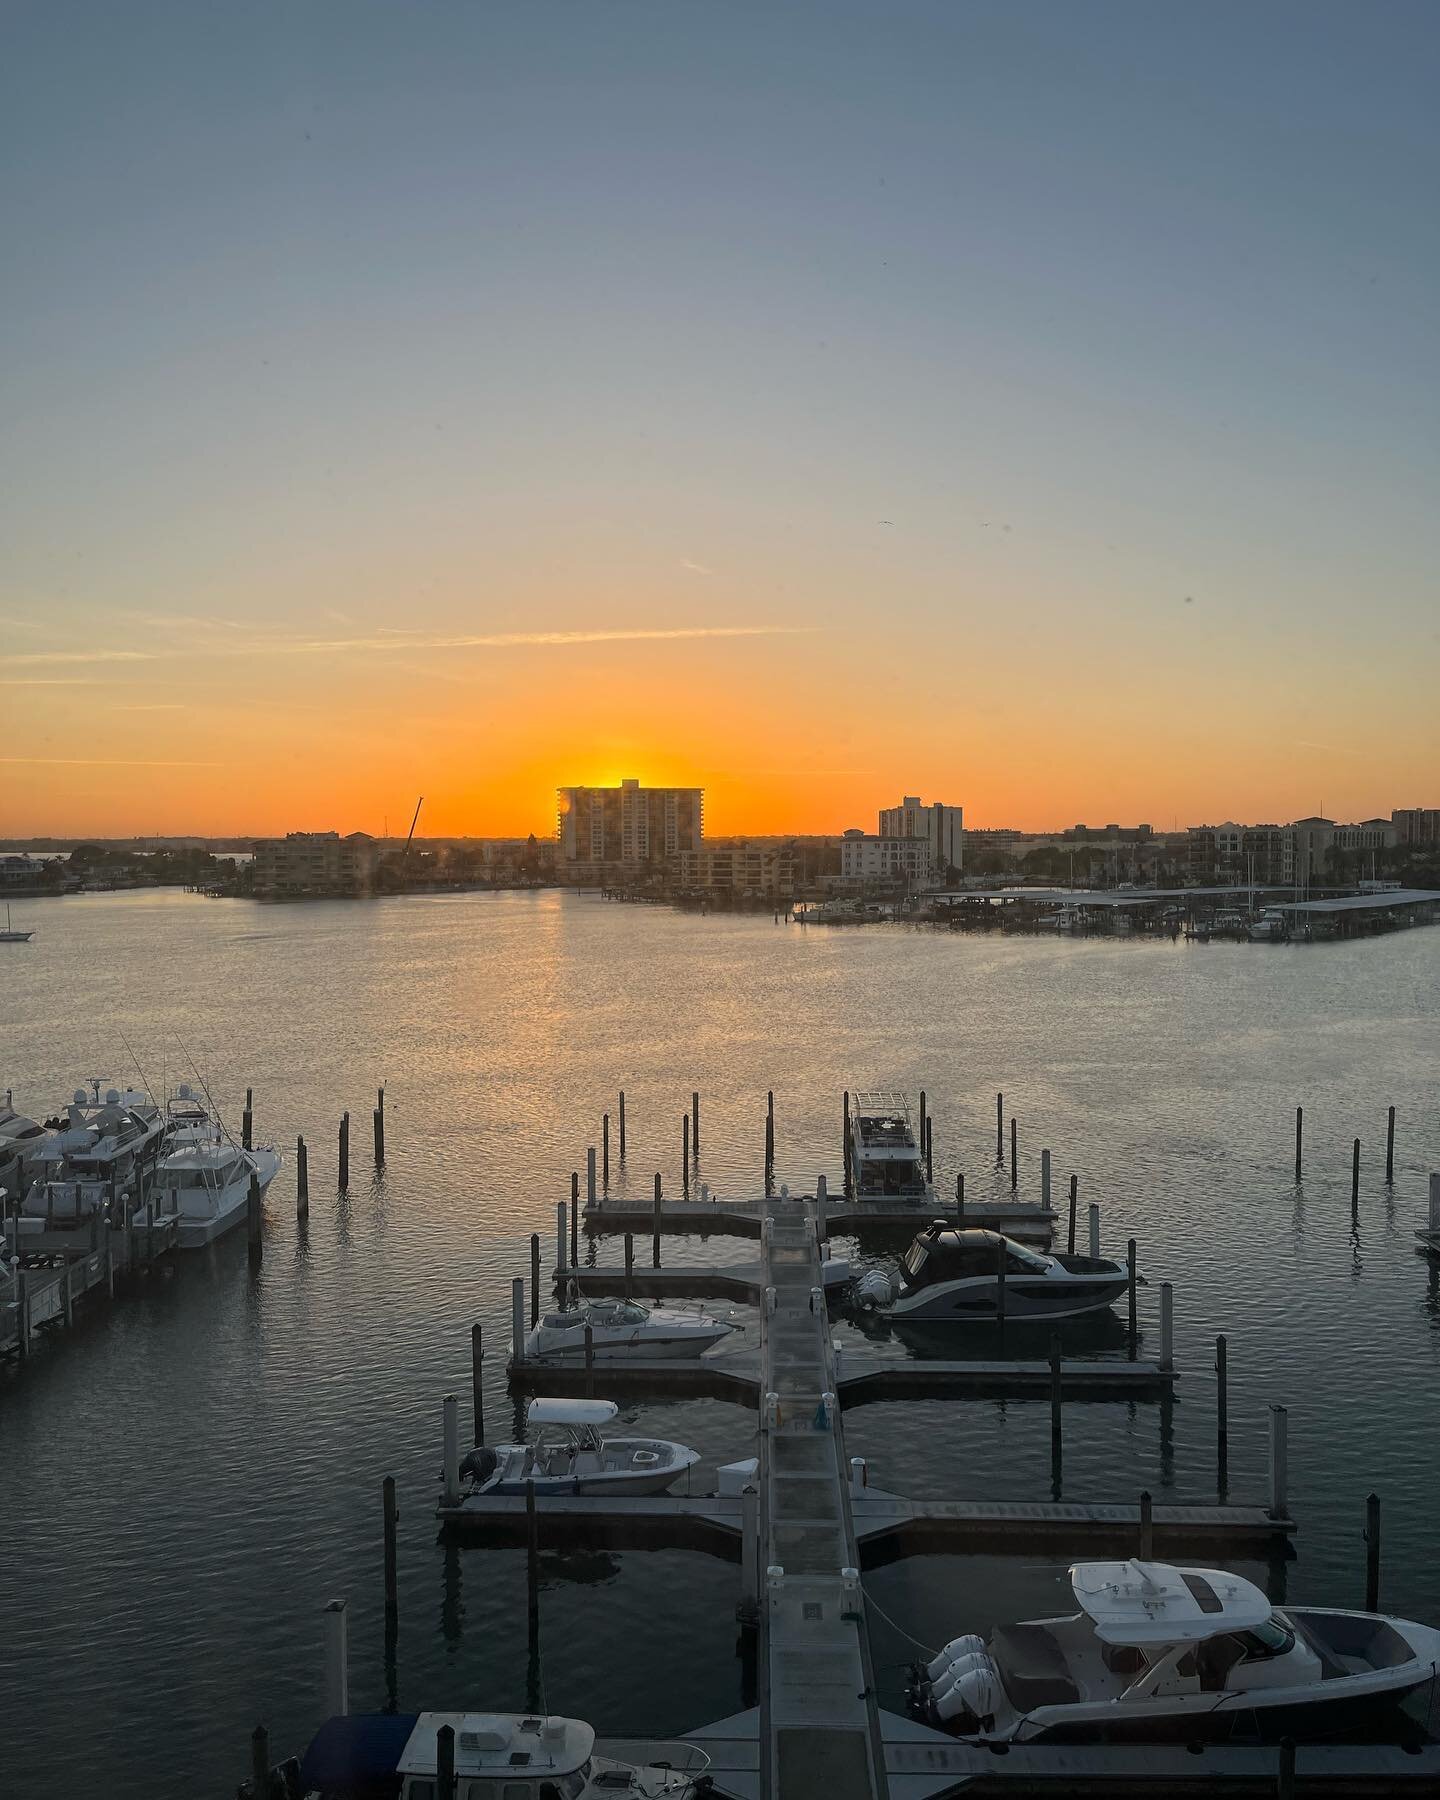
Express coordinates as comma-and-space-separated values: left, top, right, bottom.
878, 795, 964, 873
557, 778, 704, 866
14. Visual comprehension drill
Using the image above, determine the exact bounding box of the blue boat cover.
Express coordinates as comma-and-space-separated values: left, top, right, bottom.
299, 1713, 418, 1797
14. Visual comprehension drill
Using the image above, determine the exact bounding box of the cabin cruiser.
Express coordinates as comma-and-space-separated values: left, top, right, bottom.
0, 1093, 52, 1201
295, 1710, 709, 1799
848, 1090, 929, 1200
21, 1084, 166, 1222
522, 1296, 734, 1363
458, 1399, 699, 1497
150, 1134, 282, 1248
911, 1558, 1440, 1743
857, 1222, 1130, 1321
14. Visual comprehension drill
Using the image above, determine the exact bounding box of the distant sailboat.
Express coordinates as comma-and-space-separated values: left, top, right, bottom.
1, 903, 34, 943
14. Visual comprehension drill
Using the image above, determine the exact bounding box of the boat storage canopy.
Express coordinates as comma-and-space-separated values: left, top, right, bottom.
526, 1397, 619, 1426
1070, 1560, 1273, 1644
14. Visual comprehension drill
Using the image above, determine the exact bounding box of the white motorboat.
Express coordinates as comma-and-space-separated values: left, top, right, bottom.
0, 903, 33, 942
847, 1090, 930, 1201
0, 1093, 53, 1201
458, 1398, 699, 1497
857, 1222, 1131, 1321
150, 1137, 282, 1248
22, 1083, 166, 1221
297, 1709, 708, 1798
1249, 908, 1288, 942
522, 1296, 734, 1363
911, 1558, 1440, 1744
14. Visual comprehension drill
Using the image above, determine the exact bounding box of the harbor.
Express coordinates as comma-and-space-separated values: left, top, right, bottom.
4, 890, 1440, 1800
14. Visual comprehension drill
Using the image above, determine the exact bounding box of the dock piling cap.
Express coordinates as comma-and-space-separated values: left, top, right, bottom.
1070, 1559, 1272, 1644
525, 1397, 619, 1426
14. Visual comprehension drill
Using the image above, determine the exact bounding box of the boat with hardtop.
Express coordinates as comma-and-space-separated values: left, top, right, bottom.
456, 1398, 699, 1498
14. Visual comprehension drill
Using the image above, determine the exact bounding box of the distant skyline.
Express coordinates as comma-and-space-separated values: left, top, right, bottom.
3, 2, 1438, 838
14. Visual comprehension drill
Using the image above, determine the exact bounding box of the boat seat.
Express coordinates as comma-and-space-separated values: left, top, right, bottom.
990, 1623, 1079, 1709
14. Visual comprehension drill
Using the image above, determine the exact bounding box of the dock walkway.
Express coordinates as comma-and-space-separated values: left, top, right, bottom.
583, 1191, 1056, 1237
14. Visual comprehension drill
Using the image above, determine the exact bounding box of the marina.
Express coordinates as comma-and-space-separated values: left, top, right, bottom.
4, 890, 1440, 1800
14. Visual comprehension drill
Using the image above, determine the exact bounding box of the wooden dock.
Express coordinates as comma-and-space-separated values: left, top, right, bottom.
583, 1191, 1057, 1238
1, 1215, 180, 1362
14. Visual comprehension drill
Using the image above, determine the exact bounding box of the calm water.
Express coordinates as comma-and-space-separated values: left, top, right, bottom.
3, 889, 1439, 1796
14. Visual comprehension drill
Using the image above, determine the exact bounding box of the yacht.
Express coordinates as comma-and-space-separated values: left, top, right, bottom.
151, 1134, 282, 1248
859, 1222, 1131, 1321
0, 1094, 53, 1201
911, 1558, 1440, 1743
1249, 908, 1289, 942
21, 1084, 166, 1222
522, 1296, 734, 1363
296, 1710, 707, 1799
0, 903, 33, 943
456, 1399, 699, 1498
847, 1090, 929, 1200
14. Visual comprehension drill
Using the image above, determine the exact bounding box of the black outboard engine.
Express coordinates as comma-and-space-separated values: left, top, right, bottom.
459, 1445, 497, 1485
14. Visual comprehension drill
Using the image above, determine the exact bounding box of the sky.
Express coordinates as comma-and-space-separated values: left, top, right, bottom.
2, 1, 1438, 838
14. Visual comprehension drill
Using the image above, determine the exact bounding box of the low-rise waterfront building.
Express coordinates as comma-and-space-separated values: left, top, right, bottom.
252, 831, 377, 897
839, 829, 932, 887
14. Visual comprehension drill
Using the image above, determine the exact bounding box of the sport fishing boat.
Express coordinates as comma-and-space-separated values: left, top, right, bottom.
149, 1133, 282, 1248
457, 1399, 699, 1498
857, 1222, 1131, 1321
294, 1710, 708, 1799
522, 1296, 734, 1363
910, 1558, 1440, 1743
847, 1090, 929, 1200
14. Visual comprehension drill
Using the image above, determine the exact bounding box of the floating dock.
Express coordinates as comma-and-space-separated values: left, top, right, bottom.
584, 1192, 1057, 1237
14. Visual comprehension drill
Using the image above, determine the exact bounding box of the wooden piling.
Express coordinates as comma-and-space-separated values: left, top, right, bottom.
956, 1172, 964, 1224
584, 1323, 595, 1397
242, 1092, 253, 1152
511, 1279, 524, 1364
682, 1116, 690, 1195
602, 1114, 610, 1188
569, 1191, 578, 1270
842, 1090, 851, 1195
995, 1234, 1007, 1324
652, 1175, 662, 1268
618, 1090, 626, 1159
1159, 1281, 1174, 1373
251, 1725, 270, 1800
529, 1235, 540, 1327
918, 1090, 927, 1155
1352, 1137, 1361, 1208
624, 1232, 634, 1300
247, 1172, 262, 1253
1126, 1238, 1138, 1359
1067, 1174, 1077, 1255
1088, 1201, 1100, 1260
1041, 1147, 1051, 1210
1386, 1106, 1395, 1185
471, 1324, 484, 1444
1139, 1489, 1154, 1559
1215, 1333, 1229, 1480
338, 1113, 350, 1191
924, 1115, 933, 1185
296, 1136, 309, 1217
1269, 1404, 1288, 1519
996, 1092, 1004, 1162
765, 1091, 775, 1191
373, 1087, 385, 1164
1365, 1492, 1381, 1610
436, 1723, 456, 1800
1294, 1105, 1303, 1182
1010, 1116, 1018, 1190
383, 1475, 398, 1627
1049, 1334, 1062, 1448
692, 1090, 700, 1160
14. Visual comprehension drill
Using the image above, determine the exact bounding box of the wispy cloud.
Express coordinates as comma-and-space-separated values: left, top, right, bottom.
0, 756, 228, 768
681, 559, 716, 577
0, 678, 105, 687
8, 623, 814, 668
120, 610, 248, 632
325, 608, 355, 625
113, 703, 189, 712
0, 614, 45, 631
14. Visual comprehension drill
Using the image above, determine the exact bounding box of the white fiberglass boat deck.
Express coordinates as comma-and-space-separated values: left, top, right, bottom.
456, 1398, 699, 1499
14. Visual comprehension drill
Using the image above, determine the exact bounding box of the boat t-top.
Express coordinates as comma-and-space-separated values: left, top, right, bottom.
297, 1710, 708, 1798
911, 1558, 1440, 1743
847, 1090, 929, 1200
457, 1399, 699, 1498
522, 1296, 734, 1364
858, 1221, 1132, 1322
141, 1084, 283, 1248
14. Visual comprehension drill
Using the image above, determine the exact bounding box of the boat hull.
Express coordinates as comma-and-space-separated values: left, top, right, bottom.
891, 1274, 1128, 1322
524, 1328, 732, 1362
172, 1150, 282, 1249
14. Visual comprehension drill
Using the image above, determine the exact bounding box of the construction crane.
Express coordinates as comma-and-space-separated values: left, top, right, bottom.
402, 797, 423, 869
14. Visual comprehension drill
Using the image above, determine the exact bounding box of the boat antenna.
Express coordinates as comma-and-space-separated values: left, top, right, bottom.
117, 1028, 159, 1108
173, 1035, 243, 1152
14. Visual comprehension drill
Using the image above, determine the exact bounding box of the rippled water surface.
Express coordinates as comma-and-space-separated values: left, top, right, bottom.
3, 889, 1439, 1796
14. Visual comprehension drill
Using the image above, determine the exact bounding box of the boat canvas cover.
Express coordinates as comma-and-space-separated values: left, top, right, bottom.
526, 1397, 619, 1426
299, 1713, 419, 1797
1071, 1561, 1272, 1644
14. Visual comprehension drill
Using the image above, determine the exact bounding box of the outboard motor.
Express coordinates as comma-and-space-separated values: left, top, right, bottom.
855, 1269, 896, 1310
933, 1660, 1003, 1730
459, 1446, 497, 1485
925, 1634, 985, 1682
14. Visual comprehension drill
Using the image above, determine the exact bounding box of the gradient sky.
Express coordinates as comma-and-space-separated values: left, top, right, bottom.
3, 1, 1437, 838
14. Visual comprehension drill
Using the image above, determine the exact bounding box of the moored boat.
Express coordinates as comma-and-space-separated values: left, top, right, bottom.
456, 1398, 699, 1498
858, 1222, 1131, 1321
522, 1296, 734, 1363
847, 1090, 929, 1201
910, 1558, 1440, 1743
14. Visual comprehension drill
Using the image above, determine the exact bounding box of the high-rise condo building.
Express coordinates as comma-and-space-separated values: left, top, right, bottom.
878, 795, 964, 873
556, 779, 704, 866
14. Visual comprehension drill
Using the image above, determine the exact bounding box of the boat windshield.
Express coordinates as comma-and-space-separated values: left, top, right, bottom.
902, 1242, 929, 1278
1005, 1241, 1051, 1274
1236, 1614, 1295, 1658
